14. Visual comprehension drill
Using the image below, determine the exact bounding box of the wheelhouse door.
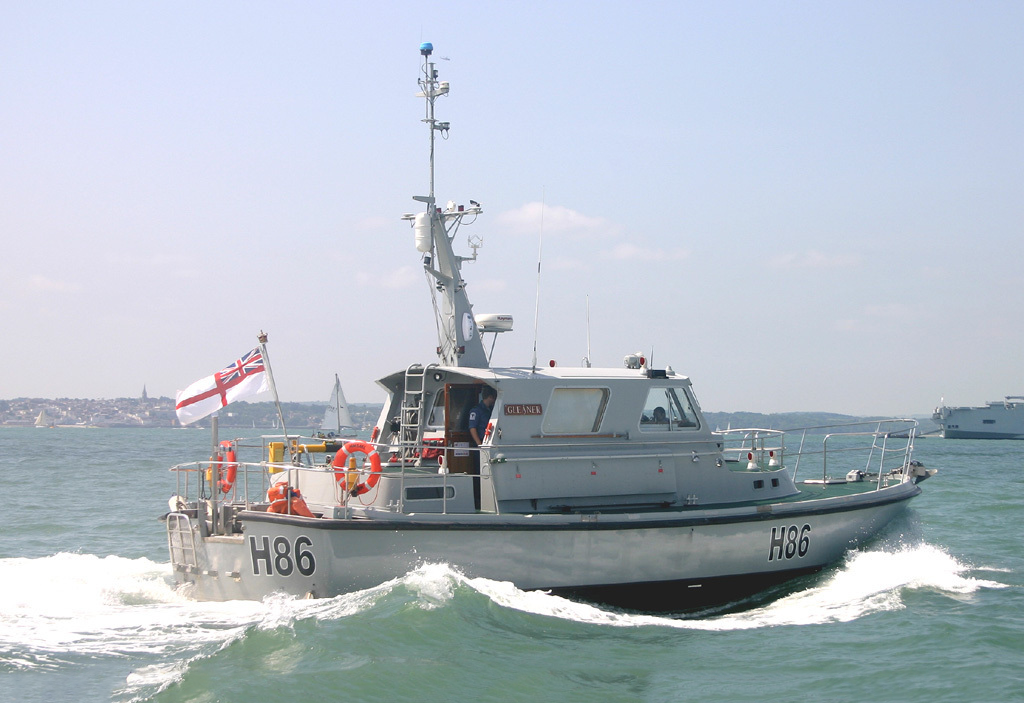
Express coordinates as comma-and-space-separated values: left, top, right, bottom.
444, 383, 480, 474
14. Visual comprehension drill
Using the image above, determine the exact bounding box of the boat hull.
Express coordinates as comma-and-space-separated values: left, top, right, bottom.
940, 429, 1024, 440
169, 481, 920, 609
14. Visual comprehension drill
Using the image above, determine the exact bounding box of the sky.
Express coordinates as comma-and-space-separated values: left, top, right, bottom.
1, 1, 1022, 416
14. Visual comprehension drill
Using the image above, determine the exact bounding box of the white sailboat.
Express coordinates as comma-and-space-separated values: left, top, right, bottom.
318, 374, 357, 438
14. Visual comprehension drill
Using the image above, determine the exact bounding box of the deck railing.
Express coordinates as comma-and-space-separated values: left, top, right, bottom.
168, 432, 488, 522
714, 418, 918, 485
170, 420, 919, 531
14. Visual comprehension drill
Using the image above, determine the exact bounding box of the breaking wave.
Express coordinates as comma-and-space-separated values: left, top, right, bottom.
0, 543, 1005, 699
400, 543, 1006, 631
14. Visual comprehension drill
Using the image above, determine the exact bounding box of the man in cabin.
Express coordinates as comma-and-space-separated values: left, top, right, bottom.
467, 385, 496, 510
468, 385, 496, 446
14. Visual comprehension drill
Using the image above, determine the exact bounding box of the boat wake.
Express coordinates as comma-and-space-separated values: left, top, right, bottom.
0, 553, 307, 698
0, 544, 1005, 699
1, 553, 198, 667
414, 542, 1006, 631
696, 543, 1008, 630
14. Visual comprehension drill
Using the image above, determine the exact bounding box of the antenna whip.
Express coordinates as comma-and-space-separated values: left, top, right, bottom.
531, 193, 545, 372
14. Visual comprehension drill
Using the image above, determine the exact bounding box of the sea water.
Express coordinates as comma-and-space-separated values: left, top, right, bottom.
1, 427, 1021, 702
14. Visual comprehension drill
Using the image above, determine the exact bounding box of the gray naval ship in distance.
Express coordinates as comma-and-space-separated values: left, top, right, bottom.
165, 43, 935, 610
933, 396, 1024, 439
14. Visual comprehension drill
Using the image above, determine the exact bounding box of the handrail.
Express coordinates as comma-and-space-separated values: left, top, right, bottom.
717, 418, 917, 434
716, 418, 917, 484
169, 453, 473, 515
170, 418, 919, 523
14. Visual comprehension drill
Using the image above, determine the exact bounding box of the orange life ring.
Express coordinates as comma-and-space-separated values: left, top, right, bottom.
331, 440, 382, 497
217, 440, 238, 494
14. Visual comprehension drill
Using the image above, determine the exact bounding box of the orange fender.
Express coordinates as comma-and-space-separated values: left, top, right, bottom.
267, 483, 316, 518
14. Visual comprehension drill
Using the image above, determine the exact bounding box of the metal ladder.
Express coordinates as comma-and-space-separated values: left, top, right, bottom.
166, 513, 199, 574
399, 364, 431, 464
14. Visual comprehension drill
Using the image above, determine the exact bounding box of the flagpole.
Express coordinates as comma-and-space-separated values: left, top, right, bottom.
209, 412, 219, 533
257, 331, 290, 451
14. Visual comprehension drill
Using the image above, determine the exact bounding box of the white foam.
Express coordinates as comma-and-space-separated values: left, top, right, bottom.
1, 553, 192, 654
1, 543, 1003, 697
404, 543, 1007, 631
726, 544, 1006, 629
403, 561, 460, 608
0, 553, 268, 697
123, 661, 190, 695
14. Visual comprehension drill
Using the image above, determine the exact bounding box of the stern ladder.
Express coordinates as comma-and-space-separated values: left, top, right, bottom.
167, 513, 199, 575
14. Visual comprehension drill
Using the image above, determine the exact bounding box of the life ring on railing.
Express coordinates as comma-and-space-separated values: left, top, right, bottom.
218, 440, 238, 494
331, 440, 382, 497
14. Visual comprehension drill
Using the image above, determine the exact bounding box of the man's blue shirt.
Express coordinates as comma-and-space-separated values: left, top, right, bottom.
468, 402, 492, 441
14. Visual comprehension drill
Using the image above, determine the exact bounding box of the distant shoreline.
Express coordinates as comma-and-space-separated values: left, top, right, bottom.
0, 397, 382, 430
2, 397, 937, 433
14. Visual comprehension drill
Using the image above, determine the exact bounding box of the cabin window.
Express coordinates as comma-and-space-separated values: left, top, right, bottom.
982, 419, 996, 424
639, 387, 700, 431
426, 389, 445, 429
541, 388, 610, 434
405, 485, 456, 501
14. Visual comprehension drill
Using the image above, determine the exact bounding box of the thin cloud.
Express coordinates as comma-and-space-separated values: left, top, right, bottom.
863, 303, 913, 319
470, 278, 508, 293
495, 202, 619, 239
546, 257, 592, 272
104, 253, 189, 268
28, 275, 78, 293
354, 264, 420, 288
769, 251, 862, 269
833, 303, 913, 333
832, 318, 860, 332
355, 216, 394, 230
599, 243, 690, 262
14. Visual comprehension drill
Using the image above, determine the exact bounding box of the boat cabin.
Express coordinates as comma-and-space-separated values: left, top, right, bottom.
337, 361, 801, 516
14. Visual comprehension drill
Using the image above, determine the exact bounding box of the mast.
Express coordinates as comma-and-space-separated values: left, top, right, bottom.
333, 373, 342, 431
406, 42, 489, 369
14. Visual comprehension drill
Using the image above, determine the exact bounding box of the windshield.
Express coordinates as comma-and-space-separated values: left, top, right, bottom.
639, 386, 699, 431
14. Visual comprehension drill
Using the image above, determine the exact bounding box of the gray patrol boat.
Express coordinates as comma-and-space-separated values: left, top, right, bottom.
165, 43, 934, 610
